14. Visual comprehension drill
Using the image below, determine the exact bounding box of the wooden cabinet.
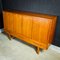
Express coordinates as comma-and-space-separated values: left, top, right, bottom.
3, 11, 57, 54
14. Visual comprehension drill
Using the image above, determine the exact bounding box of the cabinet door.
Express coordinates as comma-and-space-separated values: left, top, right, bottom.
3, 11, 13, 32
32, 17, 51, 44
22, 15, 32, 38
13, 13, 22, 34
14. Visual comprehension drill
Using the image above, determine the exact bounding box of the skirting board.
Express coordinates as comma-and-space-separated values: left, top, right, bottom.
49, 45, 60, 53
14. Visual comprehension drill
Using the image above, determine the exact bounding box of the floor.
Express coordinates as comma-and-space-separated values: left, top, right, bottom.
0, 33, 60, 60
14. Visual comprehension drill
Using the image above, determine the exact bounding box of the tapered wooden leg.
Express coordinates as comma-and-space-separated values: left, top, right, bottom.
3, 31, 11, 40
8, 34, 11, 40
36, 47, 40, 54
11, 36, 15, 39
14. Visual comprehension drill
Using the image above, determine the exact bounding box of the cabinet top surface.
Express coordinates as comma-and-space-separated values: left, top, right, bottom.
3, 9, 57, 19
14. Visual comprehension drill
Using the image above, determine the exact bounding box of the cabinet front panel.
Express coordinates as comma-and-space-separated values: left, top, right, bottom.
32, 17, 52, 44
22, 15, 32, 38
3, 12, 13, 32
13, 13, 22, 34
3, 12, 8, 30
7, 12, 13, 32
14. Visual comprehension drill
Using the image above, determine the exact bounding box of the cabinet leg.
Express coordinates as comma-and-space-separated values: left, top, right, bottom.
8, 34, 11, 40
11, 36, 15, 39
3, 31, 11, 40
36, 47, 40, 54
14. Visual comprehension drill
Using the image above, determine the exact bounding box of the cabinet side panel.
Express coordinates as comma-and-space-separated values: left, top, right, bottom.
49, 17, 57, 44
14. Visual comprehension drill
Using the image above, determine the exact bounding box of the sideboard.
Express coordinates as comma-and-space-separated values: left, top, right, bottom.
3, 10, 57, 54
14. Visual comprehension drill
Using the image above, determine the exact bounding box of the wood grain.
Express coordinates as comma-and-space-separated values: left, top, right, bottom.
3, 11, 57, 54
22, 15, 32, 38
13, 13, 22, 34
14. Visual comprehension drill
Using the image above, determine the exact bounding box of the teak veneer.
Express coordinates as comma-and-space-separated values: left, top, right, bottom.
3, 10, 57, 54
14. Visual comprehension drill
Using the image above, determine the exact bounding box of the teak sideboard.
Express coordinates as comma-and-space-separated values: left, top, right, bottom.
3, 10, 57, 54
